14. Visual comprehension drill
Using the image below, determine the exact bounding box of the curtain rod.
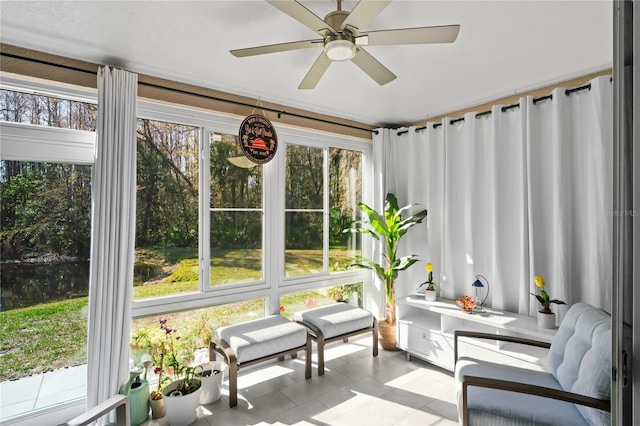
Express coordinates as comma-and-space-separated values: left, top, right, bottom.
407, 81, 599, 135
1, 52, 378, 134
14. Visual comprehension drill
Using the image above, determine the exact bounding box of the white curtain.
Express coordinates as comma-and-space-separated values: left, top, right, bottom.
372, 124, 446, 299
527, 77, 613, 322
87, 66, 138, 416
378, 75, 612, 322
441, 105, 530, 313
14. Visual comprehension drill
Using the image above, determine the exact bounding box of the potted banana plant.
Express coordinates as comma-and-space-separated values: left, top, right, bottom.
345, 193, 427, 350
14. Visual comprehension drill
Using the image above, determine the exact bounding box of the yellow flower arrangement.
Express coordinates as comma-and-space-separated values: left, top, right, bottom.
419, 262, 437, 291
531, 275, 566, 314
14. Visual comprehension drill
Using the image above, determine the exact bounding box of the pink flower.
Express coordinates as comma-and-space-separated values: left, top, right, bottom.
306, 299, 319, 308
280, 306, 285, 312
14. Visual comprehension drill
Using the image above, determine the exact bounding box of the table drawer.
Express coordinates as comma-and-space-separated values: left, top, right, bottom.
405, 324, 454, 370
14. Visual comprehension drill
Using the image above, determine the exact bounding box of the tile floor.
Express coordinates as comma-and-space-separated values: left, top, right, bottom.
144, 336, 458, 426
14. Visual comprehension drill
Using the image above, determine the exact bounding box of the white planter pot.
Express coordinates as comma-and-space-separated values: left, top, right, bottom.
537, 311, 556, 329
195, 361, 227, 405
162, 379, 202, 426
424, 290, 437, 302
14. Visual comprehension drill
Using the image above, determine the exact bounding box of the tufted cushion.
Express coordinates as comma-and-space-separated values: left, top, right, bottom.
455, 357, 588, 425
293, 303, 373, 339
455, 302, 611, 426
547, 302, 611, 425
217, 315, 308, 364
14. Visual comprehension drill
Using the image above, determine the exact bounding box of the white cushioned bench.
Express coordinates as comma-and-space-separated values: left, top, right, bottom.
294, 303, 378, 375
209, 314, 311, 407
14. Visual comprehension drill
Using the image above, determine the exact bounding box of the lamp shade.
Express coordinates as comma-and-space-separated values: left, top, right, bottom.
471, 279, 484, 288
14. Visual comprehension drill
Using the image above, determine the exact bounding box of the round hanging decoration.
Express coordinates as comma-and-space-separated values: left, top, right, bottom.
238, 114, 278, 164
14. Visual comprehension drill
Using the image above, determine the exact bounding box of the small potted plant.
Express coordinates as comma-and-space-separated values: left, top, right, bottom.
418, 262, 437, 301
148, 358, 167, 420
531, 275, 566, 328
156, 318, 202, 426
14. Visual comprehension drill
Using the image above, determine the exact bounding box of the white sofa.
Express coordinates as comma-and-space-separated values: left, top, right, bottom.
454, 302, 611, 426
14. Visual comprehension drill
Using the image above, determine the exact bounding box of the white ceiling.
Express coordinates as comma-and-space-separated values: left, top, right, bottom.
0, 1, 612, 128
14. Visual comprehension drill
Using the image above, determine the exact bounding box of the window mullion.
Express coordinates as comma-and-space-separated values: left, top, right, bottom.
323, 147, 330, 273
200, 128, 211, 292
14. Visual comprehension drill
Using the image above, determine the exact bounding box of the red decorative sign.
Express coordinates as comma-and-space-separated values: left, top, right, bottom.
238, 114, 278, 164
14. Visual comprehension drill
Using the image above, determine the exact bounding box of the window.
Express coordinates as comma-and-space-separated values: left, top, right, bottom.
134, 119, 200, 300
209, 132, 263, 287
0, 83, 96, 422
0, 162, 92, 386
328, 147, 362, 272
132, 102, 371, 321
284, 145, 362, 277
0, 89, 96, 130
285, 145, 324, 277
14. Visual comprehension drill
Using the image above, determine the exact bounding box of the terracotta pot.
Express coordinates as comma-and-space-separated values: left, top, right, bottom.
378, 320, 401, 351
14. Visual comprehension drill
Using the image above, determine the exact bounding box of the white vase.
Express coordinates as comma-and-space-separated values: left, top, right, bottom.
424, 290, 437, 302
162, 379, 202, 426
149, 397, 165, 420
195, 361, 226, 405
537, 311, 556, 329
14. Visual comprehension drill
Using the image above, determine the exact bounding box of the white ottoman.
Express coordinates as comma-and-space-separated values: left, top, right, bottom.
209, 314, 311, 407
294, 303, 378, 375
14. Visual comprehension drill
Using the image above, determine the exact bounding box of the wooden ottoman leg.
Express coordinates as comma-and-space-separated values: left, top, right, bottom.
316, 330, 326, 376
225, 347, 238, 407
304, 334, 312, 379
372, 317, 379, 357
209, 339, 239, 408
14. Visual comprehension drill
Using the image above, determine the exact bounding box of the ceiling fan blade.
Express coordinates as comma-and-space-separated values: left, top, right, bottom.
351, 48, 396, 86
298, 54, 332, 90
361, 25, 460, 46
228, 156, 257, 169
266, 0, 337, 35
340, 0, 391, 32
231, 39, 322, 57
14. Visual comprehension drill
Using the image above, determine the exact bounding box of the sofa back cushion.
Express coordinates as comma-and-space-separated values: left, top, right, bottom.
548, 302, 611, 425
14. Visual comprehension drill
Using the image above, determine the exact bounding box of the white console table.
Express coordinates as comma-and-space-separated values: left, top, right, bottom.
397, 295, 557, 372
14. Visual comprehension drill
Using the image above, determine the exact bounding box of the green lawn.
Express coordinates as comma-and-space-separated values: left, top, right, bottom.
0, 298, 88, 381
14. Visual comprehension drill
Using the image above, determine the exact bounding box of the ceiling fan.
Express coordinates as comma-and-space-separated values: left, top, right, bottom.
230, 0, 460, 89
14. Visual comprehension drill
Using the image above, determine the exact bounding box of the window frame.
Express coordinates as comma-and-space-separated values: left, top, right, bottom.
0, 74, 374, 323
133, 99, 373, 318
0, 75, 98, 423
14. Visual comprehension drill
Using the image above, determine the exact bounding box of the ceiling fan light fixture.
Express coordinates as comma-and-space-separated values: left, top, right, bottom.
324, 39, 356, 61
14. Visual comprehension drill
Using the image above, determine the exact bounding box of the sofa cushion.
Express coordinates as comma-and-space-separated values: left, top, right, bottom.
217, 315, 307, 364
547, 302, 611, 425
293, 303, 373, 340
455, 357, 588, 425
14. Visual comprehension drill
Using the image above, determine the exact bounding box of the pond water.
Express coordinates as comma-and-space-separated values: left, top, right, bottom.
1, 261, 90, 311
